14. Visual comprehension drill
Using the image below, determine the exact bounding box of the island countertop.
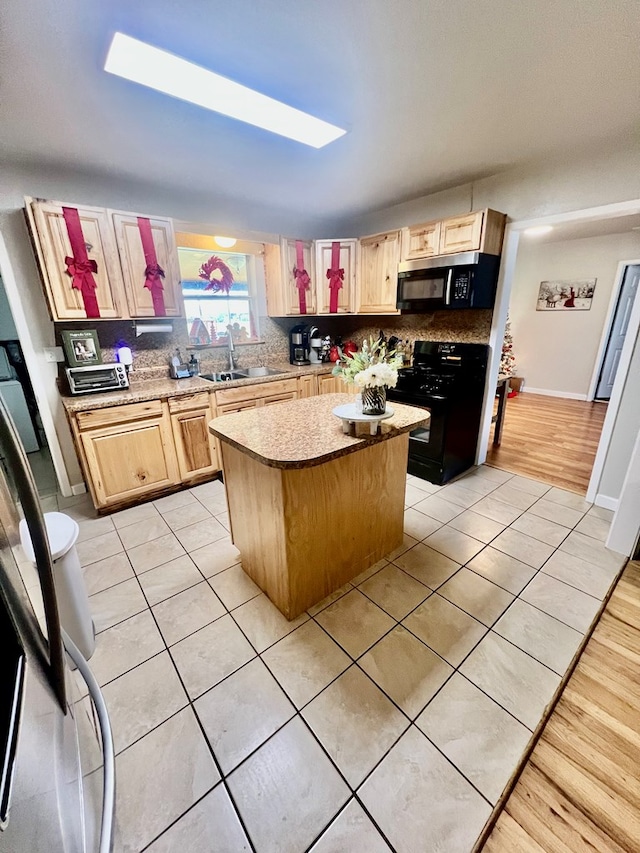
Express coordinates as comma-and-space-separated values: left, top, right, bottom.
208, 392, 430, 469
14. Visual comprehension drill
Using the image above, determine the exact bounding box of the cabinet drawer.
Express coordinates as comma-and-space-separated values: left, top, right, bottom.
75, 399, 163, 430
215, 378, 298, 406
168, 392, 211, 414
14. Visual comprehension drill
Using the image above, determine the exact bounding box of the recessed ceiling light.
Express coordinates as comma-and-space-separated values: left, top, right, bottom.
104, 32, 347, 148
214, 236, 237, 248
523, 225, 554, 236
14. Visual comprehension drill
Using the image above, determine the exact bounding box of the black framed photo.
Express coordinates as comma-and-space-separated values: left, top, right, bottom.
61, 329, 102, 368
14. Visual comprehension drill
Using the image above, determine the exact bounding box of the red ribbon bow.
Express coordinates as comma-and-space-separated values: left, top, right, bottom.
327, 241, 344, 313
294, 240, 310, 314
62, 206, 100, 317
144, 263, 165, 286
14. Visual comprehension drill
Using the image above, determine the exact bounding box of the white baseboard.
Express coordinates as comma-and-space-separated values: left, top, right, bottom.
71, 482, 87, 496
594, 493, 618, 511
522, 387, 588, 401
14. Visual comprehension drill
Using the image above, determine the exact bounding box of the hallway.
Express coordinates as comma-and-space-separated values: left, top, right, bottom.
486, 392, 608, 495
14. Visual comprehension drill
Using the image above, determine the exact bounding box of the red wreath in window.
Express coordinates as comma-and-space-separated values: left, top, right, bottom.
198, 256, 234, 294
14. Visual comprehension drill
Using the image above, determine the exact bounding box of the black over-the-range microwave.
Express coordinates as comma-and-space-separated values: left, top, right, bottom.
396, 251, 501, 311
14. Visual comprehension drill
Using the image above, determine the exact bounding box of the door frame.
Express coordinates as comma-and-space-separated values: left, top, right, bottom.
477, 198, 640, 553
0, 230, 73, 497
586, 259, 640, 402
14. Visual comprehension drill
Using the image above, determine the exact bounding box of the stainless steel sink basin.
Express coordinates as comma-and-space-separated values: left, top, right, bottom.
200, 371, 248, 382
200, 366, 289, 383
242, 366, 288, 377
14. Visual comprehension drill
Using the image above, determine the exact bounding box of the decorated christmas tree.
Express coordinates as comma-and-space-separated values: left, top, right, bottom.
500, 313, 517, 377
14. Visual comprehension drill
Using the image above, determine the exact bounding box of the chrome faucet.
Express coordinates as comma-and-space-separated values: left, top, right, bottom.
227, 334, 237, 371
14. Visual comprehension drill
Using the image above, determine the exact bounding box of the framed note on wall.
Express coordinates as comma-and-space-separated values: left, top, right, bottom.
61, 329, 102, 367
536, 279, 596, 311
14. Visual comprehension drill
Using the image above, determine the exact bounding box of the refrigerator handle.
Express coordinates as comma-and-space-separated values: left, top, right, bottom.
0, 399, 66, 709
63, 631, 115, 853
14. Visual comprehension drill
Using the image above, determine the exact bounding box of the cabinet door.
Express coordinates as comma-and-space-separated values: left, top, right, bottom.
401, 221, 441, 261
169, 393, 219, 481
261, 391, 299, 406
314, 240, 356, 314
77, 405, 179, 508
298, 374, 318, 398
265, 238, 316, 316
28, 200, 126, 320
216, 400, 260, 415
317, 375, 350, 394
355, 231, 401, 314
111, 212, 184, 318
438, 211, 484, 254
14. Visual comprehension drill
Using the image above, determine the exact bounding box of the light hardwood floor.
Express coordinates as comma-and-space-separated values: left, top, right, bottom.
486, 392, 608, 494
480, 559, 640, 853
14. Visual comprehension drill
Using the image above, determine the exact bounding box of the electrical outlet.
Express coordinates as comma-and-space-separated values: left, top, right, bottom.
44, 346, 65, 363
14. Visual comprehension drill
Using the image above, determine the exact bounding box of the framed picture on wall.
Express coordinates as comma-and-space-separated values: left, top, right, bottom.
536, 279, 596, 311
61, 329, 102, 367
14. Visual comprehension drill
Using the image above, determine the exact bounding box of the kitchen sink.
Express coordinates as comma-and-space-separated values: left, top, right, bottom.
200, 367, 289, 383
241, 366, 288, 377
200, 371, 248, 382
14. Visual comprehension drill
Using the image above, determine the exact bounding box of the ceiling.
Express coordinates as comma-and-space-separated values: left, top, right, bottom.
1, 0, 639, 228
522, 214, 640, 244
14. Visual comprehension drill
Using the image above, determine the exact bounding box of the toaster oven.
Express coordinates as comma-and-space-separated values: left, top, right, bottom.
66, 363, 129, 395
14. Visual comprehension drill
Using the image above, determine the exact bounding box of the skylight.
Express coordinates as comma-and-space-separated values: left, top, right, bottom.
104, 33, 347, 148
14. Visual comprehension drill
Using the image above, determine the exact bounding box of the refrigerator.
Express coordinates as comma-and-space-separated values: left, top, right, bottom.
0, 396, 114, 852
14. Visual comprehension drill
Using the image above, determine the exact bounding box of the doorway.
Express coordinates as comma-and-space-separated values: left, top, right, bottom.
478, 200, 640, 525
0, 274, 58, 498
593, 263, 640, 400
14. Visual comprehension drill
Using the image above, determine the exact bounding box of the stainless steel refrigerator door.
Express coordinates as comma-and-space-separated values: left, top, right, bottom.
0, 398, 114, 852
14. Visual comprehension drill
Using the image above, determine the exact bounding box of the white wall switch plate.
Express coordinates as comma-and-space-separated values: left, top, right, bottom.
44, 346, 65, 363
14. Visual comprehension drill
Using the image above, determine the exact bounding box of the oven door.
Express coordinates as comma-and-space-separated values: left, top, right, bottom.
386, 388, 448, 482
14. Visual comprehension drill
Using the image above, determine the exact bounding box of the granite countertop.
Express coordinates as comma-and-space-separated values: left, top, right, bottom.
61, 362, 336, 413
209, 393, 430, 469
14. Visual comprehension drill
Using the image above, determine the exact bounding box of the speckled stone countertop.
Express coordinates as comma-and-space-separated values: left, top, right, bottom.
209, 393, 430, 469
61, 362, 336, 413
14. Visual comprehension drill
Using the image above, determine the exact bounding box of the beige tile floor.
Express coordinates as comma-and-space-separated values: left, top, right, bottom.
56, 465, 627, 853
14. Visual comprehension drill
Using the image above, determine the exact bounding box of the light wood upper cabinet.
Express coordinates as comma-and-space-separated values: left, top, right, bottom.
401, 220, 441, 261
72, 400, 179, 509
355, 230, 401, 314
111, 212, 184, 318
26, 199, 126, 320
168, 392, 219, 480
264, 238, 316, 316
401, 209, 506, 261
439, 211, 485, 255
314, 240, 356, 314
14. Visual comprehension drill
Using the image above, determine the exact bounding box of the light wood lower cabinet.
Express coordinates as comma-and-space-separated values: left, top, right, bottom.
298, 374, 318, 398
317, 375, 350, 394
169, 393, 219, 480
72, 400, 180, 510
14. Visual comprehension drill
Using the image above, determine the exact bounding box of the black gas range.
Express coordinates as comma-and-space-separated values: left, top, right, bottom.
387, 341, 489, 485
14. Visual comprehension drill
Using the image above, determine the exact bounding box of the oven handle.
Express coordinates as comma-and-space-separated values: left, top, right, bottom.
444, 269, 453, 305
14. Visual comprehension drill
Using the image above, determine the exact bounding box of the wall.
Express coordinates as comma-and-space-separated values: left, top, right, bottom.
0, 276, 18, 339
508, 232, 640, 397
335, 138, 640, 236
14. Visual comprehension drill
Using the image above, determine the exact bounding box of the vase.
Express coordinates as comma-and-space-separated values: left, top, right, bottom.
361, 385, 386, 415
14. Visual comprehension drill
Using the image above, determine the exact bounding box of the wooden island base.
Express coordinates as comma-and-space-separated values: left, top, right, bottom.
221, 434, 408, 620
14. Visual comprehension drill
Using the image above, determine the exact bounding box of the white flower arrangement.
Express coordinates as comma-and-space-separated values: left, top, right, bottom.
332, 336, 402, 389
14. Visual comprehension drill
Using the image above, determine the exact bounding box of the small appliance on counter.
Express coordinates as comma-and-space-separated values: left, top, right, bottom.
308, 326, 323, 364
289, 324, 311, 365
397, 252, 501, 312
66, 363, 129, 395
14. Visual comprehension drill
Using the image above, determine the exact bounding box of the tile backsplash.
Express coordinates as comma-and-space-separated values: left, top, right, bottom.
55, 310, 491, 379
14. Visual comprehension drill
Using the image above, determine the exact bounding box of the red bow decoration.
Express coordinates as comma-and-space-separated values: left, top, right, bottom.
62, 207, 100, 318
326, 241, 344, 313
294, 240, 310, 314
137, 218, 167, 316
199, 255, 234, 294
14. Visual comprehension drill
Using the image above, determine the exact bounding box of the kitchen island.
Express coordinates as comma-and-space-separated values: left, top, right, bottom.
209, 393, 429, 619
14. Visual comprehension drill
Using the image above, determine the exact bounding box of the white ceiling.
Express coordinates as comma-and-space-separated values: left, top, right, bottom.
1, 0, 639, 228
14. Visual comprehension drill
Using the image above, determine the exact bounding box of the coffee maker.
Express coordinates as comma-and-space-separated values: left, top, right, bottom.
289, 324, 311, 365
